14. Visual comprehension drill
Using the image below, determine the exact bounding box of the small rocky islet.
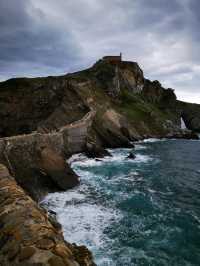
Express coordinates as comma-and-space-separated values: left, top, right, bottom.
0, 55, 200, 265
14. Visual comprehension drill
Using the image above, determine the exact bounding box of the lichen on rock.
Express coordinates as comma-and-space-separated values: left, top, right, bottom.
0, 164, 96, 266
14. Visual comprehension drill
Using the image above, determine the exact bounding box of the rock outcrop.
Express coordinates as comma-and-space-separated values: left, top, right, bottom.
166, 129, 199, 140
142, 80, 177, 106
178, 101, 200, 132
0, 110, 95, 201
92, 59, 144, 96
39, 147, 79, 190
0, 164, 95, 266
93, 109, 134, 148
0, 133, 77, 201
127, 152, 136, 160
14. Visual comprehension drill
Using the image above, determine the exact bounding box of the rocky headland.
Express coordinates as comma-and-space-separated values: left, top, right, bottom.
0, 56, 200, 265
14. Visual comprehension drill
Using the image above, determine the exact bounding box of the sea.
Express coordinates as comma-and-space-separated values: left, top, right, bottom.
42, 138, 200, 266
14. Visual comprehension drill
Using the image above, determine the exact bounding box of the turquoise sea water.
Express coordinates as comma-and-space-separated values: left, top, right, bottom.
43, 139, 200, 266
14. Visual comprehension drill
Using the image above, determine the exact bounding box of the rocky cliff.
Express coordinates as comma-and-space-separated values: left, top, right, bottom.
0, 56, 200, 265
0, 57, 199, 200
0, 164, 95, 266
177, 100, 200, 131
0, 58, 199, 142
0, 77, 89, 137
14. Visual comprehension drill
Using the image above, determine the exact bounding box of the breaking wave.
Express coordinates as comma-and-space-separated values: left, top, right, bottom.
43, 140, 200, 265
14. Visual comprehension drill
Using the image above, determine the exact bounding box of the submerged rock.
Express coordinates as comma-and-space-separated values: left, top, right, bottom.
0, 164, 96, 266
127, 152, 136, 160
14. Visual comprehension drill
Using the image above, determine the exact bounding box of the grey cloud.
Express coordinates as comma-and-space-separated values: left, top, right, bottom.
0, 0, 200, 103
0, 0, 82, 79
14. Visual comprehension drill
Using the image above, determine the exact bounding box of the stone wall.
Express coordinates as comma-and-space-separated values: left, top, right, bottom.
0, 110, 95, 201
60, 110, 96, 155
102, 55, 121, 64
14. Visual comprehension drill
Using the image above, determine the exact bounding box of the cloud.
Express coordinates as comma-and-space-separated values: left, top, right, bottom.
0, 0, 82, 80
0, 0, 200, 103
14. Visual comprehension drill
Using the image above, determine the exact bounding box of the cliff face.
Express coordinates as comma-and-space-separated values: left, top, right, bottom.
0, 164, 95, 266
92, 60, 144, 96
0, 77, 89, 137
177, 101, 200, 131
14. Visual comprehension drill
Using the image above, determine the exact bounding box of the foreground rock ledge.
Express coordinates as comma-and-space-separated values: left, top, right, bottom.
0, 164, 96, 266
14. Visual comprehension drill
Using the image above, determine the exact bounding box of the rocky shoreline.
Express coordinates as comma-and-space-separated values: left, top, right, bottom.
0, 57, 200, 265
0, 164, 95, 266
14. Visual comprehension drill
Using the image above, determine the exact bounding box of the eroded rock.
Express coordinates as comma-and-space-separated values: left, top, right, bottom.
85, 142, 111, 158
0, 164, 96, 266
39, 147, 79, 190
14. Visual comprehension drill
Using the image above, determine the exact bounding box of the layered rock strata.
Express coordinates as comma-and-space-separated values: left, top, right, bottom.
0, 164, 95, 266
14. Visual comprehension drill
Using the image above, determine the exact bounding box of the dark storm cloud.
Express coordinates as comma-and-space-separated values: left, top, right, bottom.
0, 0, 200, 102
0, 0, 82, 79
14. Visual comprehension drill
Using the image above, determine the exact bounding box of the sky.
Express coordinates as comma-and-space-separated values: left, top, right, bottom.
0, 0, 200, 103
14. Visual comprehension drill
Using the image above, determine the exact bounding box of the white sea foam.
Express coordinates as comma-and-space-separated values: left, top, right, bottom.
44, 147, 158, 265
60, 204, 120, 247
135, 144, 147, 150
148, 188, 157, 194
68, 153, 87, 165
73, 158, 104, 167
96, 257, 115, 266
70, 151, 153, 170
44, 191, 121, 249
108, 171, 141, 186
142, 138, 166, 143
192, 214, 200, 224
68, 148, 156, 177
42, 190, 86, 210
129, 154, 152, 163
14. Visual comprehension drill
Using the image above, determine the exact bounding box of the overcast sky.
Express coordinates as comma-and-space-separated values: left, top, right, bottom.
0, 0, 200, 103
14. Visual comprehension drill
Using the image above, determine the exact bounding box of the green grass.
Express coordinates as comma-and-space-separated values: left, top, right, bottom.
115, 88, 175, 135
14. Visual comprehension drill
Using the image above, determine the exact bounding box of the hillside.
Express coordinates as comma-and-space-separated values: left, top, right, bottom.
0, 57, 199, 140
0, 56, 200, 265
